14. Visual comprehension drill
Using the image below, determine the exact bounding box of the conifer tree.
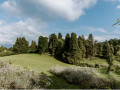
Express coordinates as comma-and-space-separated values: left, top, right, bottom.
48, 33, 58, 56
102, 41, 111, 58
58, 32, 62, 39
29, 40, 37, 53
62, 33, 71, 62
69, 32, 81, 62
88, 34, 94, 57
78, 36, 86, 59
13, 37, 29, 53
38, 36, 48, 54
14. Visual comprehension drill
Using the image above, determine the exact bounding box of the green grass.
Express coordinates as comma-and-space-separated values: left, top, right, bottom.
0, 54, 81, 89
1, 54, 120, 89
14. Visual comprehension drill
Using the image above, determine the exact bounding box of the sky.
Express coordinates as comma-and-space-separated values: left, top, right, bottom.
0, 0, 120, 47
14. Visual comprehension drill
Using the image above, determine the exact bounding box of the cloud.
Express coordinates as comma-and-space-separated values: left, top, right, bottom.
104, 0, 120, 2
117, 5, 120, 9
1, 0, 97, 21
80, 26, 107, 33
94, 36, 120, 42
0, 19, 47, 44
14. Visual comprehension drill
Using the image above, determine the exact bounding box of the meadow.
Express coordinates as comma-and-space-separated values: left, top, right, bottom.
1, 54, 120, 89
0, 54, 81, 89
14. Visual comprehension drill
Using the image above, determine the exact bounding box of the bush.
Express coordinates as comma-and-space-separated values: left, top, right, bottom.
50, 66, 120, 89
0, 51, 16, 57
0, 60, 51, 89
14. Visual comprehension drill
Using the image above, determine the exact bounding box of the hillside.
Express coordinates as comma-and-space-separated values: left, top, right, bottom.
0, 54, 81, 89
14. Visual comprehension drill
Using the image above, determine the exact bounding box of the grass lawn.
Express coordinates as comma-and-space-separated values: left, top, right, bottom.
0, 54, 81, 89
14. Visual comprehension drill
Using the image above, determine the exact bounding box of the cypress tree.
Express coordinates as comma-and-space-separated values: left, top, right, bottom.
88, 34, 94, 57
48, 33, 58, 56
78, 36, 86, 59
102, 41, 111, 58
29, 40, 37, 53
69, 32, 81, 63
58, 32, 62, 39
38, 36, 48, 54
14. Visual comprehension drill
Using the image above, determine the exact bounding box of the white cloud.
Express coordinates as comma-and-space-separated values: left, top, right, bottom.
117, 5, 120, 9
1, 0, 97, 21
94, 36, 120, 42
0, 19, 47, 44
105, 0, 120, 2
80, 26, 107, 33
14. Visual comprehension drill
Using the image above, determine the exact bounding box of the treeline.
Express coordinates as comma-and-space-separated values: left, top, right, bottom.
11, 33, 120, 64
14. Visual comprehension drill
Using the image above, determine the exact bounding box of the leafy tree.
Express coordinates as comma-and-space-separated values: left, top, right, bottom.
38, 36, 48, 54
48, 34, 58, 56
13, 37, 29, 53
29, 40, 37, 53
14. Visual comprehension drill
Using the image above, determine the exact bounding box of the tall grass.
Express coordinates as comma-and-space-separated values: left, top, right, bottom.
0, 60, 51, 89
50, 66, 120, 89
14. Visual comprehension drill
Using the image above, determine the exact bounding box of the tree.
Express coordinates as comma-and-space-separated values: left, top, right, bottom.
78, 36, 86, 59
97, 43, 103, 57
29, 40, 37, 53
88, 34, 94, 57
107, 53, 114, 73
58, 32, 62, 39
55, 39, 64, 58
13, 37, 29, 53
62, 33, 71, 62
48, 34, 58, 56
69, 32, 81, 63
102, 41, 111, 58
38, 36, 48, 54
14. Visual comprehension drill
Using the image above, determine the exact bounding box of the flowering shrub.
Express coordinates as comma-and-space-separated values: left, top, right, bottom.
0, 60, 51, 89
50, 66, 120, 89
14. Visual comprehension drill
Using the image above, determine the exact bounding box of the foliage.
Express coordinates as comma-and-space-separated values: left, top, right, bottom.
29, 40, 37, 53
102, 41, 111, 58
107, 53, 114, 73
68, 33, 82, 63
38, 36, 48, 54
48, 34, 58, 56
0, 60, 51, 89
13, 37, 29, 53
50, 66, 120, 89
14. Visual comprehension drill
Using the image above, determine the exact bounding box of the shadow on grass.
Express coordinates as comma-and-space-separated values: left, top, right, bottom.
48, 73, 81, 89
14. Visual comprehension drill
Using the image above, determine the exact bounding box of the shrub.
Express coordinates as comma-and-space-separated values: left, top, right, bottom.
50, 66, 120, 89
0, 60, 51, 89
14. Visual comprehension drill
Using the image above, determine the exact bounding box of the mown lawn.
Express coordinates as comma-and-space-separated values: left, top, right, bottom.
0, 54, 81, 89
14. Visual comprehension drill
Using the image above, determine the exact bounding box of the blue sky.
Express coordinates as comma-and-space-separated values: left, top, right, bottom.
0, 0, 120, 47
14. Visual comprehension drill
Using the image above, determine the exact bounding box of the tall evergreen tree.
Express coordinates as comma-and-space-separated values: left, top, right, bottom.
13, 37, 29, 53
29, 40, 37, 53
88, 34, 94, 57
58, 32, 62, 39
69, 32, 81, 63
78, 36, 86, 59
38, 36, 48, 54
48, 33, 58, 56
102, 41, 111, 58
62, 33, 71, 62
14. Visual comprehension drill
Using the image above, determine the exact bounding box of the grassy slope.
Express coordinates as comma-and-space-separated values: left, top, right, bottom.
1, 54, 120, 89
0, 54, 81, 89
